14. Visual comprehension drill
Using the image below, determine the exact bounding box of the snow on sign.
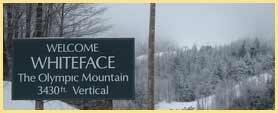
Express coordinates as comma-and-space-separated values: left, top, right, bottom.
12, 38, 135, 100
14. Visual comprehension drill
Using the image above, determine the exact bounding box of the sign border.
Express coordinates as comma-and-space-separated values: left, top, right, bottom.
11, 38, 135, 100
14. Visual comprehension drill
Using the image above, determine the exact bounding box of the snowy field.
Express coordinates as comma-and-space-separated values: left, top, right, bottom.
4, 81, 78, 110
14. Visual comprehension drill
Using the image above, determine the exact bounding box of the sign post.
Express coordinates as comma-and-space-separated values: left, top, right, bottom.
12, 38, 135, 102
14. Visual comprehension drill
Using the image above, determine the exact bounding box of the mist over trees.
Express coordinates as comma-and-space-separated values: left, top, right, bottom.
114, 37, 274, 110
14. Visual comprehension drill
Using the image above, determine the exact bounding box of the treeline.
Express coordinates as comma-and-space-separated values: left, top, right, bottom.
163, 38, 274, 109
173, 38, 273, 97
114, 37, 274, 110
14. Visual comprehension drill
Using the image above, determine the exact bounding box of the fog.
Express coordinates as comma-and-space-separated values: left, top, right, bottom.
98, 4, 274, 47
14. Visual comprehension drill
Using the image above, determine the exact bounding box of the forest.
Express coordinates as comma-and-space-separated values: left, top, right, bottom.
126, 37, 274, 110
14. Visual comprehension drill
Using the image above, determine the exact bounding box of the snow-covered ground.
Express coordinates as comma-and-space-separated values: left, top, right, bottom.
4, 81, 78, 110
155, 73, 272, 110
155, 95, 215, 110
155, 101, 197, 110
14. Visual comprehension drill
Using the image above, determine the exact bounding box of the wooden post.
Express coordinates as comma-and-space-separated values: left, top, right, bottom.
34, 3, 44, 110
105, 100, 113, 110
148, 3, 155, 110
35, 100, 44, 110
80, 100, 113, 110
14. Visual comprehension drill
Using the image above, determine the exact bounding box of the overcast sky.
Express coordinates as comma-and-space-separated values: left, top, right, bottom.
98, 4, 274, 47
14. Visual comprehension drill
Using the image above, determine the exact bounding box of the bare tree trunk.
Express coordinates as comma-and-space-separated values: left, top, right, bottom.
19, 24, 24, 38
147, 3, 155, 110
45, 4, 53, 36
25, 4, 32, 38
13, 9, 21, 39
5, 4, 13, 73
43, 4, 49, 37
3, 42, 9, 80
34, 3, 43, 37
34, 3, 44, 110
59, 3, 64, 37
4, 4, 14, 81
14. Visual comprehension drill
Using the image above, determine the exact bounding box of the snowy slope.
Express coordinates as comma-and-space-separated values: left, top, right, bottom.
4, 81, 78, 110
136, 51, 177, 61
155, 73, 272, 110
